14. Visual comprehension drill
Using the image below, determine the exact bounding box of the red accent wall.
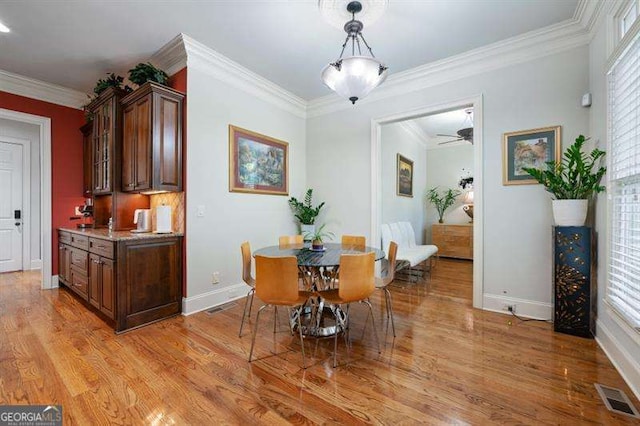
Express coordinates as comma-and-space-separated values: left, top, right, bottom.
0, 91, 86, 275
168, 67, 188, 294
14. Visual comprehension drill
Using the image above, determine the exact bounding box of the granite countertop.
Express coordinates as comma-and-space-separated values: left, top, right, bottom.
59, 227, 183, 241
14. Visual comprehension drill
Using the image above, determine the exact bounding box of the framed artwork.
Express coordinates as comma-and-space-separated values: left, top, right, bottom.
502, 125, 561, 185
229, 125, 289, 195
397, 154, 414, 197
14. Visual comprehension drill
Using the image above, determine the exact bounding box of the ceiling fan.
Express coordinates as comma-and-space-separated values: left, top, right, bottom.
437, 109, 474, 145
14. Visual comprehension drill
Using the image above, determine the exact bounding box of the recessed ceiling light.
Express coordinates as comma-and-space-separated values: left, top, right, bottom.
0, 21, 10, 33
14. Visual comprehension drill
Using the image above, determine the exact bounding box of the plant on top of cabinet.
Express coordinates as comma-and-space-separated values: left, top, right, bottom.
128, 62, 169, 86
93, 73, 132, 95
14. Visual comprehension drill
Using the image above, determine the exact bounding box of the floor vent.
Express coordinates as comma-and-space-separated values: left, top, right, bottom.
205, 302, 237, 315
594, 383, 640, 418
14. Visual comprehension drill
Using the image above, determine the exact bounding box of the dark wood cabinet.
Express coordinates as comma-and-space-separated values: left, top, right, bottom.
87, 87, 126, 195
58, 229, 182, 332
121, 82, 184, 193
81, 122, 93, 197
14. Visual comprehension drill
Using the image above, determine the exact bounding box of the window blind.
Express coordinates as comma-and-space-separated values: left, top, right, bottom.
608, 29, 640, 330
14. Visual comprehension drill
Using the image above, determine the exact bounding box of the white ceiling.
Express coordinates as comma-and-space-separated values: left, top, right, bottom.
0, 0, 579, 100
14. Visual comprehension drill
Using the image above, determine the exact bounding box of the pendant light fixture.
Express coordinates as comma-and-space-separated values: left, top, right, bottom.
321, 1, 388, 104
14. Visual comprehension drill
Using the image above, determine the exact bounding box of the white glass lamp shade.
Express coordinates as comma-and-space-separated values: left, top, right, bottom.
321, 56, 388, 104
463, 190, 474, 204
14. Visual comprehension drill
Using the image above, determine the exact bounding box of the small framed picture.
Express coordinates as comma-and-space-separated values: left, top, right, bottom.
397, 154, 414, 197
502, 125, 561, 185
229, 125, 288, 195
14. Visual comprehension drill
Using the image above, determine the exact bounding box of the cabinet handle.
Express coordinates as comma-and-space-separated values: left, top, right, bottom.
125, 183, 134, 187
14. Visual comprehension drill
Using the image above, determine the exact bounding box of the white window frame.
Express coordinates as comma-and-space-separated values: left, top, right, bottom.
606, 4, 640, 333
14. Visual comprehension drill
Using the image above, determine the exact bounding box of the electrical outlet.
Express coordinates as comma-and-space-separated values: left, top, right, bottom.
212, 272, 220, 284
503, 304, 516, 313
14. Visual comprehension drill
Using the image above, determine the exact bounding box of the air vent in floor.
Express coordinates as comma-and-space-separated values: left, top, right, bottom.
205, 302, 237, 315
594, 383, 640, 418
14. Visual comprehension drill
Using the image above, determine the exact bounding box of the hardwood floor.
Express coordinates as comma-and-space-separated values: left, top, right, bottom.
1, 261, 638, 425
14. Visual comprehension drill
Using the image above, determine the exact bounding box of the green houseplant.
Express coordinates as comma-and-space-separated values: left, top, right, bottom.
304, 224, 334, 250
93, 73, 132, 95
427, 187, 461, 223
128, 62, 169, 86
523, 135, 606, 226
288, 189, 325, 237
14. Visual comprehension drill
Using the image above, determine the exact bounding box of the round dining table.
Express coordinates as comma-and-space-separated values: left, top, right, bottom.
253, 242, 386, 337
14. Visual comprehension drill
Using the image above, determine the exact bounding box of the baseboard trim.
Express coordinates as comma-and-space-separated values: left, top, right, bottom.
596, 320, 640, 402
483, 293, 552, 320
30, 259, 42, 270
182, 283, 249, 316
51, 275, 59, 289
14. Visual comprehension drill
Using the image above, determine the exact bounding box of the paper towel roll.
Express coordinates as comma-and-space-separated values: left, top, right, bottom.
155, 205, 173, 233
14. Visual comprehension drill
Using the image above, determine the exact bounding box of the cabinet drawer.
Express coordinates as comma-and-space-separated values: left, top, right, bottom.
59, 231, 71, 245
432, 226, 445, 236
444, 226, 472, 237
70, 248, 88, 274
70, 234, 90, 250
89, 238, 114, 259
70, 268, 89, 299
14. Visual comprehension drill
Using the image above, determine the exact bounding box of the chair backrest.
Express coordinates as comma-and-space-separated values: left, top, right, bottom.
389, 223, 407, 248
380, 223, 393, 252
399, 222, 417, 247
240, 241, 254, 286
254, 255, 299, 304
279, 235, 303, 246
385, 241, 398, 284
338, 252, 375, 302
341, 235, 366, 248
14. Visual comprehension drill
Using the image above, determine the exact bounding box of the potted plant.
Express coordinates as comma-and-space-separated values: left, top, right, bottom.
523, 135, 606, 226
128, 62, 169, 86
288, 189, 325, 238
93, 73, 132, 95
304, 224, 334, 251
427, 187, 461, 223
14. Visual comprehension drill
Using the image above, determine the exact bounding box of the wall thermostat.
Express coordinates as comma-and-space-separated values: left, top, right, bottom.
582, 93, 592, 107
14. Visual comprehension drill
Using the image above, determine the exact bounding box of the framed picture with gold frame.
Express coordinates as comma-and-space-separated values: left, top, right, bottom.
397, 154, 414, 197
502, 125, 561, 185
229, 125, 289, 195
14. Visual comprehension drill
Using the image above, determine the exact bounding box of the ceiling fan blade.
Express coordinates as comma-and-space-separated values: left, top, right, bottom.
436, 134, 458, 138
438, 138, 463, 145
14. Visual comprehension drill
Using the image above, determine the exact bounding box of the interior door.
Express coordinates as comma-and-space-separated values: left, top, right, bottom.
0, 141, 23, 273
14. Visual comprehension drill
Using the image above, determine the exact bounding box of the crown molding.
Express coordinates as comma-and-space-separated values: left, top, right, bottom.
307, 1, 606, 118
0, 69, 87, 110
180, 34, 307, 118
397, 121, 428, 148
150, 33, 188, 77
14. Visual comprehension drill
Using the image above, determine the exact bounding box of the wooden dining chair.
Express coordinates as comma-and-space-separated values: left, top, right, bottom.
318, 251, 381, 367
375, 241, 398, 337
341, 235, 366, 248
249, 255, 314, 369
238, 241, 256, 337
279, 235, 304, 247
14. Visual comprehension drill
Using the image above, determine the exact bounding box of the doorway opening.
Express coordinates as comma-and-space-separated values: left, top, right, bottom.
371, 95, 483, 308
0, 108, 52, 289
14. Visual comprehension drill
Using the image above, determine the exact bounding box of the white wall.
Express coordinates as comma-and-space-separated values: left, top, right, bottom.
184, 66, 306, 312
381, 123, 427, 245
307, 46, 589, 314
0, 118, 41, 268
425, 144, 474, 243
589, 10, 640, 399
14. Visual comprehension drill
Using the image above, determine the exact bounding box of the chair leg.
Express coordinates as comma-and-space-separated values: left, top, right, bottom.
249, 304, 269, 362
384, 288, 396, 337
239, 287, 255, 337
333, 306, 340, 368
273, 306, 278, 334
363, 299, 381, 354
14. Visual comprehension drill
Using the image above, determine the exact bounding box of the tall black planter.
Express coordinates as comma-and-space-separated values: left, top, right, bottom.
554, 226, 595, 338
